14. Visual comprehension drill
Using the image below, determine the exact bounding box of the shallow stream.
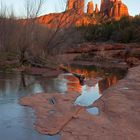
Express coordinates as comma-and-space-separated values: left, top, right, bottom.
0, 66, 126, 140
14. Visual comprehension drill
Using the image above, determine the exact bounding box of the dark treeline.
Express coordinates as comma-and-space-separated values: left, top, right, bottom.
79, 15, 140, 43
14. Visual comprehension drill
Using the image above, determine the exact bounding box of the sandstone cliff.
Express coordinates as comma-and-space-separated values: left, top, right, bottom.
100, 0, 129, 20
37, 0, 129, 28
87, 1, 94, 15
95, 4, 99, 14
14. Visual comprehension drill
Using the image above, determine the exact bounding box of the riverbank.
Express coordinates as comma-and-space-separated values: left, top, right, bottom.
1, 43, 140, 75
20, 65, 140, 140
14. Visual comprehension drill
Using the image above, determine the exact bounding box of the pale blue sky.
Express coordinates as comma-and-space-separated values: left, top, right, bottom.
0, 0, 139, 17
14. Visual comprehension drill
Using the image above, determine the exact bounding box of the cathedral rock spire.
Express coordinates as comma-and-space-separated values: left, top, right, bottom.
76, 0, 85, 15
100, 0, 129, 19
68, 0, 76, 10
95, 4, 99, 13
37, 0, 130, 28
87, 1, 94, 14
67, 0, 84, 15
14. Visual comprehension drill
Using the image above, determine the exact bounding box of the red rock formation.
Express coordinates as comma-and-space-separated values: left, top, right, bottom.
38, 11, 77, 28
113, 0, 120, 18
101, 0, 129, 19
100, 0, 111, 14
95, 4, 99, 13
118, 1, 129, 17
36, 0, 129, 28
100, 0, 104, 12
68, 0, 75, 10
67, 0, 85, 15
37, 0, 85, 28
76, 0, 85, 15
87, 1, 94, 14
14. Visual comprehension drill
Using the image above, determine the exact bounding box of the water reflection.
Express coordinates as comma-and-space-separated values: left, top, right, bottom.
75, 84, 101, 106
55, 68, 125, 106
0, 73, 60, 140
0, 67, 126, 139
86, 107, 100, 115
98, 75, 118, 93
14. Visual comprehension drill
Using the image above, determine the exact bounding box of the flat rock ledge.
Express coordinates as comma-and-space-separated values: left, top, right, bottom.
20, 65, 140, 140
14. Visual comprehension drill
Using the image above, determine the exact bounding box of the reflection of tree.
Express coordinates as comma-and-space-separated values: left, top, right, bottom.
0, 74, 20, 97
19, 72, 37, 89
0, 77, 6, 96
20, 72, 27, 88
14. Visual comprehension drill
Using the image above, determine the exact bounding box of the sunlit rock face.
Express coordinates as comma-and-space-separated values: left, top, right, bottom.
38, 12, 76, 28
68, 0, 76, 10
100, 0, 129, 20
76, 0, 85, 15
87, 1, 94, 15
37, 0, 85, 28
95, 4, 99, 13
68, 0, 84, 15
118, 1, 129, 17
37, 0, 129, 28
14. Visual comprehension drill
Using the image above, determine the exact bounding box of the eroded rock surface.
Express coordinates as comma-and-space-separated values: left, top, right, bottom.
62, 65, 140, 140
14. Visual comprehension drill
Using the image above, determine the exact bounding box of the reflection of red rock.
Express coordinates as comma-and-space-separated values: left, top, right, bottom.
64, 68, 102, 93
65, 75, 82, 93
70, 68, 100, 78
98, 75, 118, 94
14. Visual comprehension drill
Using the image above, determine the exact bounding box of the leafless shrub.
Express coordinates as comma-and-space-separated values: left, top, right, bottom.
0, 0, 83, 69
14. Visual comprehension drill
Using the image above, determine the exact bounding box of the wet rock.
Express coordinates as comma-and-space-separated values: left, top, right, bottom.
63, 65, 140, 140
20, 93, 83, 135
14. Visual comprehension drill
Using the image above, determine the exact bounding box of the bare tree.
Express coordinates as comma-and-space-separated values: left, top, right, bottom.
17, 0, 46, 66
0, 0, 84, 70
37, 0, 84, 64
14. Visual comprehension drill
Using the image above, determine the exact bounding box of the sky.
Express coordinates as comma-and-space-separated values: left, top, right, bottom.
0, 0, 139, 17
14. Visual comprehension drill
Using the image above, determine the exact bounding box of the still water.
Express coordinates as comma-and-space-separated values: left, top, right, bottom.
0, 67, 126, 140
